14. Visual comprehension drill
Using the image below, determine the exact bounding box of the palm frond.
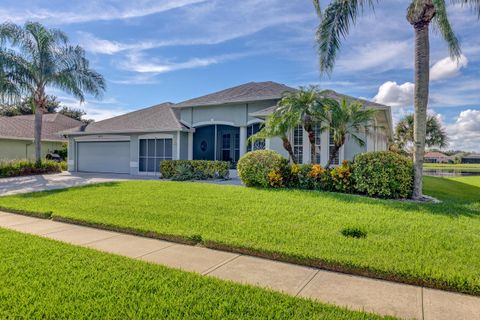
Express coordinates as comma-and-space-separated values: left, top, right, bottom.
450, 0, 480, 18
432, 0, 462, 59
315, 0, 376, 74
312, 0, 322, 17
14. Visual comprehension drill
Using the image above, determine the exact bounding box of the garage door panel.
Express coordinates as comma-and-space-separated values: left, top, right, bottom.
77, 141, 130, 174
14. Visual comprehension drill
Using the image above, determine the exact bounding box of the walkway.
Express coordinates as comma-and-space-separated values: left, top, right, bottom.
1, 211, 478, 320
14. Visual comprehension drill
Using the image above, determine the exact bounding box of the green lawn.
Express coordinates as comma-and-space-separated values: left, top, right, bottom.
0, 176, 479, 295
424, 163, 480, 171
0, 229, 387, 319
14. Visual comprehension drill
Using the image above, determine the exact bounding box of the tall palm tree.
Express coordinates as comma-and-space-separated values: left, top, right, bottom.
0, 22, 105, 164
251, 109, 299, 163
395, 113, 448, 152
312, 0, 479, 198
319, 98, 377, 168
276, 86, 326, 163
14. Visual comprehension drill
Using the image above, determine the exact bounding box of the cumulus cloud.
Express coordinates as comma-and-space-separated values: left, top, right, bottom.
430, 54, 468, 81
445, 109, 480, 152
372, 81, 414, 107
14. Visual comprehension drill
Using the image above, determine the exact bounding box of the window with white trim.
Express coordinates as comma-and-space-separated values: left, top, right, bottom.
329, 131, 339, 165
139, 138, 173, 173
313, 123, 322, 164
293, 125, 303, 164
247, 123, 265, 152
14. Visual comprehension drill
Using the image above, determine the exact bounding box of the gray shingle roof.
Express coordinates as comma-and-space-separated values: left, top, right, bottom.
65, 102, 187, 135
249, 89, 390, 118
175, 81, 297, 108
0, 113, 82, 142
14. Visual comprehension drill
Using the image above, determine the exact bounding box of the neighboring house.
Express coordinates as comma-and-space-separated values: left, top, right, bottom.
461, 153, 480, 164
424, 151, 451, 163
64, 81, 392, 175
0, 113, 82, 161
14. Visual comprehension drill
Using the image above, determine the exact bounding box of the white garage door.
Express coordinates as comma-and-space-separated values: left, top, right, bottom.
77, 141, 130, 174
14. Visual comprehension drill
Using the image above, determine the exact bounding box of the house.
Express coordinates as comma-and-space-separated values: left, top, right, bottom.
461, 153, 480, 164
0, 113, 82, 160
64, 81, 392, 175
424, 151, 451, 163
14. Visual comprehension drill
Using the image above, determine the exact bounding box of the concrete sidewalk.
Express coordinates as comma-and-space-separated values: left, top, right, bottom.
1, 211, 478, 320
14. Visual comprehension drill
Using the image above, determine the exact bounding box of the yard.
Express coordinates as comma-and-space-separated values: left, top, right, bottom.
0, 228, 387, 319
0, 176, 479, 295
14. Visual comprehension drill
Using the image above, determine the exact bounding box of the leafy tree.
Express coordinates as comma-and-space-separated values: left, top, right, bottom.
275, 86, 326, 163
0, 22, 105, 163
251, 109, 299, 163
0, 95, 60, 116
395, 114, 448, 152
318, 98, 377, 167
311, 0, 479, 198
58, 106, 93, 123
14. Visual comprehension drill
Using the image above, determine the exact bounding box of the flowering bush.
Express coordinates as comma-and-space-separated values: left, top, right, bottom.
329, 160, 354, 193
267, 170, 284, 188
237, 150, 288, 187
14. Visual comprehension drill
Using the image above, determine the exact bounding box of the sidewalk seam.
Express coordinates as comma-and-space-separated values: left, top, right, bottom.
295, 270, 319, 297
134, 243, 177, 259
202, 254, 242, 275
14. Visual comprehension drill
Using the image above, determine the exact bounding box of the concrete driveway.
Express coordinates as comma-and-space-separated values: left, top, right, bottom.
0, 171, 242, 196
0, 172, 158, 196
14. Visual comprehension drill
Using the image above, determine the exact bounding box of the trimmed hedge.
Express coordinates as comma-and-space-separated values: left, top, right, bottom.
160, 160, 230, 180
0, 160, 64, 178
237, 150, 288, 187
353, 151, 413, 199
238, 150, 414, 199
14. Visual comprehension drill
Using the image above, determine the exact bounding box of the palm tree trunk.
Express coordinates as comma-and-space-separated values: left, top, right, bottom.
326, 144, 340, 168
411, 23, 431, 199
282, 136, 297, 164
33, 88, 45, 165
305, 126, 317, 164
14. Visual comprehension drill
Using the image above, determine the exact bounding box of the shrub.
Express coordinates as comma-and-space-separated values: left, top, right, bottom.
0, 160, 63, 178
329, 160, 354, 193
237, 150, 288, 187
284, 164, 315, 189
160, 160, 229, 180
352, 151, 413, 199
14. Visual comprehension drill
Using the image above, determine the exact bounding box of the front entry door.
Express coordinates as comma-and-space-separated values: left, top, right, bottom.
220, 132, 239, 164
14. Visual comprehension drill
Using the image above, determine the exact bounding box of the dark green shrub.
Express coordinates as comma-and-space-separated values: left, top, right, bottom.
160, 160, 229, 180
329, 160, 354, 193
283, 164, 315, 189
0, 160, 63, 178
352, 151, 413, 199
237, 150, 288, 187
341, 227, 367, 239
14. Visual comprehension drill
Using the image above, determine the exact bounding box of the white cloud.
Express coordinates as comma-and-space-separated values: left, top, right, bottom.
445, 109, 480, 152
337, 40, 411, 72
120, 53, 220, 74
430, 54, 468, 81
372, 81, 414, 107
0, 0, 207, 24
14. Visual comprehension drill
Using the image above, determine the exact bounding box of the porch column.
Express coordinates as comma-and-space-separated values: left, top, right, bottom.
187, 132, 193, 160
239, 126, 247, 157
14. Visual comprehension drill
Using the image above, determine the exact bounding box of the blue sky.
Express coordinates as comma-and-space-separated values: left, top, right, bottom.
1, 0, 479, 151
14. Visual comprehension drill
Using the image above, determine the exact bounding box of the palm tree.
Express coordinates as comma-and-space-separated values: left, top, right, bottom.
395, 113, 448, 152
251, 109, 299, 163
0, 22, 105, 164
319, 98, 377, 168
312, 0, 479, 198
275, 86, 326, 163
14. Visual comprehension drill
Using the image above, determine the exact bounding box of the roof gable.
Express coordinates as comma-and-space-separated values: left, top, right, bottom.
175, 81, 296, 108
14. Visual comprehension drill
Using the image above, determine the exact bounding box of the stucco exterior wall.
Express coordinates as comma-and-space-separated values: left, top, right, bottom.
0, 139, 63, 161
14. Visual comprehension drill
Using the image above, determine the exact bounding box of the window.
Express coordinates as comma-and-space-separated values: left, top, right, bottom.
329, 131, 339, 165
247, 123, 265, 152
139, 138, 173, 173
313, 123, 322, 164
293, 125, 303, 164
222, 133, 231, 162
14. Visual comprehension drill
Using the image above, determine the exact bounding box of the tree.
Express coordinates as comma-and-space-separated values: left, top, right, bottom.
275, 86, 326, 163
0, 22, 105, 163
58, 106, 93, 123
312, 0, 479, 198
318, 98, 377, 167
251, 109, 299, 163
0, 95, 60, 116
395, 114, 448, 152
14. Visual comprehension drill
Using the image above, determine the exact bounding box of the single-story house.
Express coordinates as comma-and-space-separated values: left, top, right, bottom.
461, 153, 480, 164
64, 81, 392, 175
0, 113, 82, 161
424, 151, 451, 163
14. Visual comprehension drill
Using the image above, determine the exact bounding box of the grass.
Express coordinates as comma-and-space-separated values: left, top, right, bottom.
0, 176, 479, 295
0, 228, 389, 319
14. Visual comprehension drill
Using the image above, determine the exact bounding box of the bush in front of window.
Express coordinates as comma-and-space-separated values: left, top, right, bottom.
237, 150, 288, 188
159, 160, 230, 180
352, 151, 413, 199
0, 160, 64, 178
